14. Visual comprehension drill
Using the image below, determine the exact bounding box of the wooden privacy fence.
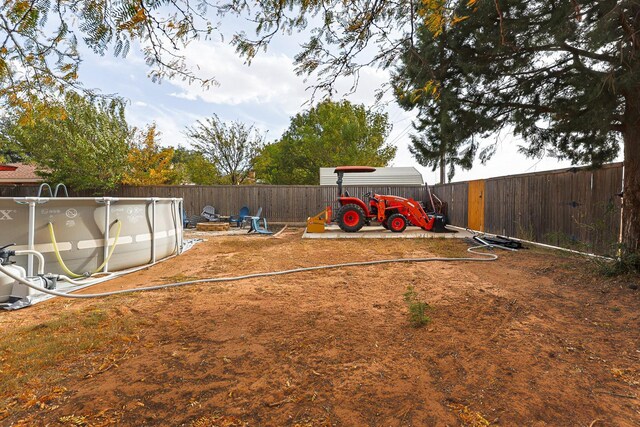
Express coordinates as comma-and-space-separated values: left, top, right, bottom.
0, 184, 430, 224
432, 163, 624, 255
0, 163, 623, 254
120, 185, 430, 222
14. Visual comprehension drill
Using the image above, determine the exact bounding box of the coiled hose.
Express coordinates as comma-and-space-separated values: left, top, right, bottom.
48, 220, 122, 278
0, 246, 497, 300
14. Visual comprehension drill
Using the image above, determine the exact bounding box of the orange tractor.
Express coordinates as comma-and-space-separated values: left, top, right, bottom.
333, 166, 445, 233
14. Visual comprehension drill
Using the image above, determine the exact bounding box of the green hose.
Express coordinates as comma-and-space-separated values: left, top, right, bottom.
48, 220, 122, 278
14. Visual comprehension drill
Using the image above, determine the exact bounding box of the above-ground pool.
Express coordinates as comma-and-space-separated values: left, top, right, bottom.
0, 197, 183, 277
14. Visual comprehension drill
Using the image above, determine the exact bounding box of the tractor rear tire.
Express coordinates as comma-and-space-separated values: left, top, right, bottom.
387, 213, 407, 233
337, 204, 366, 232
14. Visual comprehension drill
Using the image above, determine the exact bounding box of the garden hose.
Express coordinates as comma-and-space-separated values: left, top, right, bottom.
48, 220, 122, 278
0, 245, 498, 300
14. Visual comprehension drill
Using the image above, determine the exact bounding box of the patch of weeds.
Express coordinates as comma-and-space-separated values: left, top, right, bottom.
543, 231, 589, 252
447, 402, 491, 426
82, 309, 107, 327
403, 286, 431, 328
515, 221, 535, 242
594, 246, 640, 277
161, 274, 199, 283
190, 413, 248, 427
570, 200, 621, 254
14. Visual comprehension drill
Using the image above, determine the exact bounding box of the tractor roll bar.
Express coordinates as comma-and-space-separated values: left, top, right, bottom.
334, 166, 376, 197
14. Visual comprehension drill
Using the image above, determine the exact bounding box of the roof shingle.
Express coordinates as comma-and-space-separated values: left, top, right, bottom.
0, 163, 42, 183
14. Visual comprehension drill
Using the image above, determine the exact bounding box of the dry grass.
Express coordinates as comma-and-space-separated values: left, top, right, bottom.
0, 301, 145, 421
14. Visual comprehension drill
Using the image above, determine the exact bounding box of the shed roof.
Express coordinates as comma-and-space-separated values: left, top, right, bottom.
0, 163, 42, 184
320, 167, 424, 186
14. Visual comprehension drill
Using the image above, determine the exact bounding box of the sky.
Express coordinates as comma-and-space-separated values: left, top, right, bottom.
74, 16, 622, 185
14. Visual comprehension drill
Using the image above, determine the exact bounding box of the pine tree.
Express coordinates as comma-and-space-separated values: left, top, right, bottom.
394, 1, 639, 252
393, 25, 497, 183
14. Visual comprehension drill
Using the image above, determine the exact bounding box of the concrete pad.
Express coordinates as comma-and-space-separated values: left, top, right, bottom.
303, 224, 474, 239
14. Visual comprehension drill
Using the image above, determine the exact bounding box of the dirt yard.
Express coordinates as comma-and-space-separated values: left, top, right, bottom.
0, 228, 639, 426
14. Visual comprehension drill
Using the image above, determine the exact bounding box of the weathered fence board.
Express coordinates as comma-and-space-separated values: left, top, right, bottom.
432, 163, 623, 255
429, 182, 468, 228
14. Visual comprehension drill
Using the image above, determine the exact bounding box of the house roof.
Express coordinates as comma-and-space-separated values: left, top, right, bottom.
0, 163, 42, 184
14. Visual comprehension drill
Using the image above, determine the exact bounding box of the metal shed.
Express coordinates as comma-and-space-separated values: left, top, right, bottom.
319, 167, 424, 186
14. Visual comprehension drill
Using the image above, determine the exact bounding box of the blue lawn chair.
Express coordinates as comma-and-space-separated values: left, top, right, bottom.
241, 207, 262, 229
229, 206, 250, 227
246, 207, 272, 235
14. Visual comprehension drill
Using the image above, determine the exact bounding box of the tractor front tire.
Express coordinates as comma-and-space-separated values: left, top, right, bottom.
337, 204, 366, 232
387, 213, 407, 233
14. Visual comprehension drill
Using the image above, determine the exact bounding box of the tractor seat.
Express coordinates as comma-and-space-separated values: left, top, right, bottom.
344, 190, 350, 197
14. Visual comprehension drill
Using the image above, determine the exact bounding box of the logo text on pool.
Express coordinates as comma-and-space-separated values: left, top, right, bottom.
0, 210, 16, 220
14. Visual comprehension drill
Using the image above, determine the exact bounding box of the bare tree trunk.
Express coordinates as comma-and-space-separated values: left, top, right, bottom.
440, 153, 446, 184
622, 96, 640, 252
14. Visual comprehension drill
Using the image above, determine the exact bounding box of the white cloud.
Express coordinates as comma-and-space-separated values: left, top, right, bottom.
125, 102, 202, 149
168, 41, 308, 114
168, 40, 396, 113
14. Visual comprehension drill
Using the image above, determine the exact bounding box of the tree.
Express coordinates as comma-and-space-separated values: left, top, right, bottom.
0, 0, 214, 113
0, 0, 468, 110
1, 92, 130, 191
233, 0, 463, 94
254, 100, 395, 185
185, 115, 265, 185
0, 118, 24, 163
123, 124, 180, 185
171, 146, 222, 185
391, 1, 639, 252
393, 25, 497, 183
